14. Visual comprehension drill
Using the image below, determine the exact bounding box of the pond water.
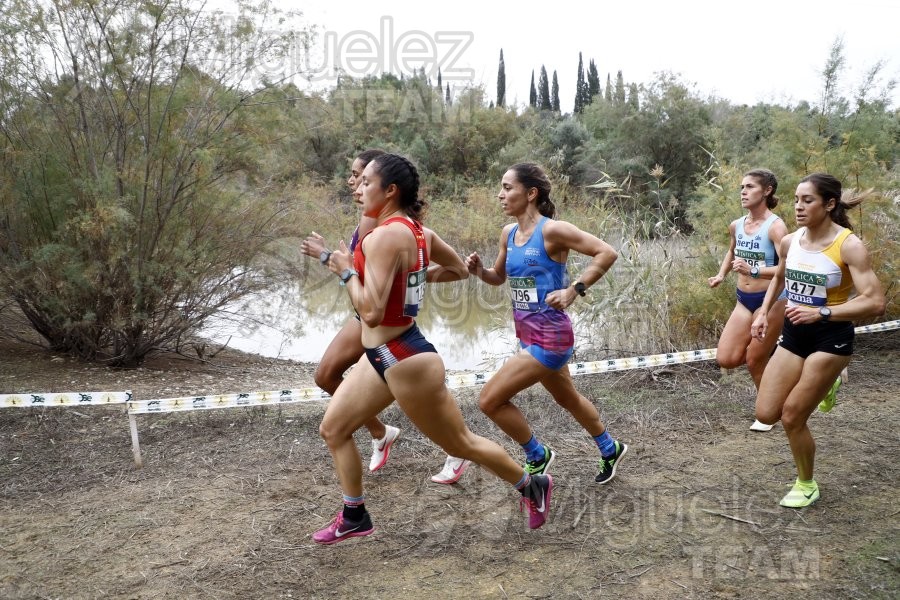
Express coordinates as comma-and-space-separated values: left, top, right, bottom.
202, 270, 601, 371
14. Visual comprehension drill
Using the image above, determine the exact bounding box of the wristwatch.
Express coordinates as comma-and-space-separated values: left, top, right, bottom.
319, 250, 332, 265
819, 306, 832, 322
339, 268, 359, 285
573, 281, 587, 297
750, 266, 760, 279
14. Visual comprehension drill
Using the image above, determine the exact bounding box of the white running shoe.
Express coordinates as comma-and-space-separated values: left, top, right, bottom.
369, 425, 401, 472
750, 419, 774, 432
430, 455, 471, 484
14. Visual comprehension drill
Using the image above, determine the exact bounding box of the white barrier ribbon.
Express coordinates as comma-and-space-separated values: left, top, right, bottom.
854, 320, 900, 334
0, 391, 131, 409
127, 387, 330, 414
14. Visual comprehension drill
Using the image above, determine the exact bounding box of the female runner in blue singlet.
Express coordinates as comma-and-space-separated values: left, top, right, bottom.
708, 169, 788, 431
466, 163, 626, 485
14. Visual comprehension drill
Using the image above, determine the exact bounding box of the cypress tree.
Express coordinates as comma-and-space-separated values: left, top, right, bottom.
551, 70, 560, 113
587, 59, 601, 102
605, 73, 612, 102
538, 66, 551, 111
628, 82, 640, 110
497, 49, 506, 108
437, 68, 442, 92
529, 70, 537, 107
574, 52, 585, 113
615, 70, 626, 104
445, 83, 451, 105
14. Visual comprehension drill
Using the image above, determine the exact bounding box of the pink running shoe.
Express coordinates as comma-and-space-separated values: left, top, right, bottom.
519, 474, 553, 530
312, 511, 374, 545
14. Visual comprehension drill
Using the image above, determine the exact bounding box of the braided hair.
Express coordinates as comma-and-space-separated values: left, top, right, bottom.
370, 153, 427, 222
744, 168, 779, 209
508, 163, 556, 218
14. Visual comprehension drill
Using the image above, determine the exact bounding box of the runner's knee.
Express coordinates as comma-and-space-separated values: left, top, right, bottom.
318, 416, 352, 445
780, 407, 807, 432
716, 352, 745, 369
313, 363, 342, 393
755, 399, 780, 425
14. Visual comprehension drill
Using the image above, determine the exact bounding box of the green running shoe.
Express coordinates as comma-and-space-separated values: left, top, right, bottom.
818, 376, 842, 413
779, 480, 820, 508
595, 441, 628, 484
524, 446, 556, 475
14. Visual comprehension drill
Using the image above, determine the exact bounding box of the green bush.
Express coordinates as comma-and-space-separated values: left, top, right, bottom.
0, 0, 302, 365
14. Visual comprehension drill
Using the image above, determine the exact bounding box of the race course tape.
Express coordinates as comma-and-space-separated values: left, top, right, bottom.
0, 391, 132, 409
127, 348, 721, 414
20, 318, 892, 416
854, 320, 900, 334
447, 320, 898, 388
127, 388, 330, 414
444, 348, 719, 388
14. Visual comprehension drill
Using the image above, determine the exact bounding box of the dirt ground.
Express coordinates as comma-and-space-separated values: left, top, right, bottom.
1, 317, 898, 599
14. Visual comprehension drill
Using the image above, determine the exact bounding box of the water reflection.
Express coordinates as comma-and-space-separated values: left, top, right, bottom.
203, 269, 527, 371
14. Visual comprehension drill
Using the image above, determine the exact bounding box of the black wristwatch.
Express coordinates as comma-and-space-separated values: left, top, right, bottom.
750, 266, 760, 279
573, 281, 587, 297
339, 268, 359, 285
319, 250, 332, 265
819, 306, 832, 322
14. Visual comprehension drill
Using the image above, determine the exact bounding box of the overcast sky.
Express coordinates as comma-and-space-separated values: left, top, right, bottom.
213, 0, 899, 112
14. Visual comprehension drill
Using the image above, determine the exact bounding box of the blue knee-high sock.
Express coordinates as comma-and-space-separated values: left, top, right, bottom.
521, 434, 544, 462
593, 430, 617, 458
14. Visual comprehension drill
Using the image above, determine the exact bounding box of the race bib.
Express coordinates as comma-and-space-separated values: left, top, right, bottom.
735, 248, 765, 268
785, 268, 827, 306
403, 267, 427, 317
509, 276, 539, 312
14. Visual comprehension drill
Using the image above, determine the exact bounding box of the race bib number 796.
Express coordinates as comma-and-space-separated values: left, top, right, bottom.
509, 276, 539, 312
